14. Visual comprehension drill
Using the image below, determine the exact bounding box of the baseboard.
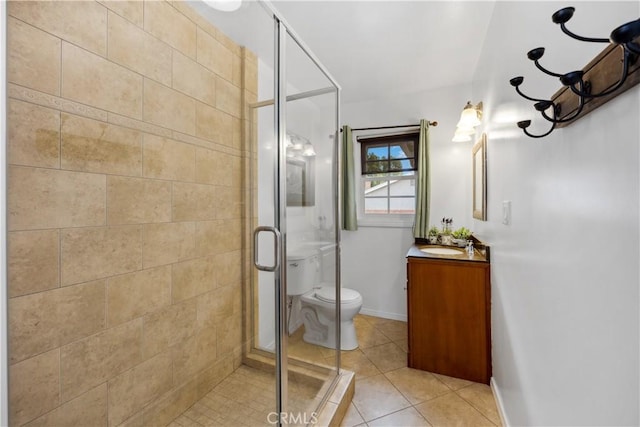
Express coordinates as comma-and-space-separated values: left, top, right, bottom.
360, 308, 407, 322
490, 377, 510, 427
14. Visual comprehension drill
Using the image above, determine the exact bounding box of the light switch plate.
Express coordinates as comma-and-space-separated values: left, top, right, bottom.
502, 200, 511, 225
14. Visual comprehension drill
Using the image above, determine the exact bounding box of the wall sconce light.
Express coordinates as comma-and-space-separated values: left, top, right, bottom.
452, 101, 483, 142
302, 142, 316, 157
511, 7, 640, 138
286, 132, 316, 157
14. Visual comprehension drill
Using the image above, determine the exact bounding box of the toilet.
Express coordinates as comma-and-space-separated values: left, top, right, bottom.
287, 248, 363, 351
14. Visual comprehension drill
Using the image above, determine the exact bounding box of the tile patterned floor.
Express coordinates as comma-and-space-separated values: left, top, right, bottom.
171, 314, 502, 426
337, 315, 502, 427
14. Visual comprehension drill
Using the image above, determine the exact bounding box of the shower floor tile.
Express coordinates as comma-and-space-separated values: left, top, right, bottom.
169, 315, 502, 427
169, 365, 320, 427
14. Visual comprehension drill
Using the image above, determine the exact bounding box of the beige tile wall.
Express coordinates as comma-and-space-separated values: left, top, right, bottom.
6, 0, 257, 425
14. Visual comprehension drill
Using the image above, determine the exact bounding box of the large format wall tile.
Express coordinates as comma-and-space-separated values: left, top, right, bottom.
143, 79, 196, 135
9, 281, 106, 364
106, 265, 172, 327
9, 0, 107, 56
8, 166, 106, 231
143, 222, 196, 268
215, 186, 242, 219
8, 99, 60, 168
172, 51, 216, 106
195, 147, 240, 187
215, 251, 242, 287
9, 349, 60, 426
141, 376, 199, 427
60, 319, 143, 403
8, 229, 59, 298
216, 314, 241, 357
7, 0, 251, 424
142, 299, 198, 359
194, 220, 225, 257
195, 104, 233, 147
144, 0, 196, 58
194, 219, 242, 257
243, 51, 259, 96
61, 226, 142, 285
7, 17, 61, 97
23, 384, 107, 427
196, 27, 233, 83
196, 287, 235, 330
107, 176, 172, 225
232, 52, 242, 88
172, 182, 218, 221
108, 352, 173, 426
172, 326, 217, 383
215, 77, 241, 118
61, 113, 143, 176
172, 256, 217, 303
142, 134, 195, 182
98, 0, 143, 27
108, 11, 172, 86
62, 43, 143, 119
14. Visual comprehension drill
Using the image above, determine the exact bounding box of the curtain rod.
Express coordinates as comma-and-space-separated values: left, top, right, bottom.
342, 122, 437, 132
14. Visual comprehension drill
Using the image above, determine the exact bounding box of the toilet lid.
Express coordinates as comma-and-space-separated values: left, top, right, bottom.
315, 287, 360, 304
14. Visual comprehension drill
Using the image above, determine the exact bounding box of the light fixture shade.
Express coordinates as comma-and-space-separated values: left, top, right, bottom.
456, 102, 482, 128
455, 125, 476, 135
203, 0, 242, 12
452, 132, 472, 142
302, 142, 316, 157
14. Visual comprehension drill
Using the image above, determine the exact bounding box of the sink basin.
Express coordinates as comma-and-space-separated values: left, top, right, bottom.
420, 247, 464, 255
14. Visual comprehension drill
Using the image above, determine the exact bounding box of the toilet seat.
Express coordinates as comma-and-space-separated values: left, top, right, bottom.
315, 286, 361, 304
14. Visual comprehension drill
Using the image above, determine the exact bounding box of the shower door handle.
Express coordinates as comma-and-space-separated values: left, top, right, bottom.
253, 226, 282, 272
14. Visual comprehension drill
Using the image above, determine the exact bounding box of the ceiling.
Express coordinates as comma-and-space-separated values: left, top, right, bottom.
270, 1, 496, 103
191, 1, 639, 106
190, 0, 496, 103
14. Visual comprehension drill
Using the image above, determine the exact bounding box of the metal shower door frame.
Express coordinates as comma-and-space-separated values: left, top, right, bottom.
254, 1, 342, 424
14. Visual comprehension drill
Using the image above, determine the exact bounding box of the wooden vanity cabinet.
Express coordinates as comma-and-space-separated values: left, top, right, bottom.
407, 257, 491, 384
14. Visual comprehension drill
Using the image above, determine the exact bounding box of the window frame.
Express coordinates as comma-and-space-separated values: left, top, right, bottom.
357, 131, 419, 228
360, 133, 419, 175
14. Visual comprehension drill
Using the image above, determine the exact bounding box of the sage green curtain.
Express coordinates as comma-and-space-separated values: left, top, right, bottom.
413, 120, 430, 238
341, 125, 358, 230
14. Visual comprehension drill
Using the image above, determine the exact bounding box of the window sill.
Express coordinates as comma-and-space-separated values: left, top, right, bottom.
357, 218, 414, 228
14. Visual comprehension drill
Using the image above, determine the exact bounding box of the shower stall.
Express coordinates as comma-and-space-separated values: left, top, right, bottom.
201, 0, 346, 423
3, 0, 347, 425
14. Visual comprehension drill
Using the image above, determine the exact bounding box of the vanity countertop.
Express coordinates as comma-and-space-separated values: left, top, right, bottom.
406, 244, 489, 263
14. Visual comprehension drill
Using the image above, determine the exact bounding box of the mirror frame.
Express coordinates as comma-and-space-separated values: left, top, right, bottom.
472, 133, 487, 221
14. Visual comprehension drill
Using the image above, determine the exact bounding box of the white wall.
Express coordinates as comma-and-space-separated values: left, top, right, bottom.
341, 3, 639, 423
342, 83, 477, 320
472, 2, 639, 425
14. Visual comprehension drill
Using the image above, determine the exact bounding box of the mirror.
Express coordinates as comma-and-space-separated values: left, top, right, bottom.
286, 156, 315, 206
472, 133, 487, 220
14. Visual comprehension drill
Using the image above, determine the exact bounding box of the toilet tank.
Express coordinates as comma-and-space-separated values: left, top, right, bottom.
286, 249, 319, 295
319, 244, 336, 284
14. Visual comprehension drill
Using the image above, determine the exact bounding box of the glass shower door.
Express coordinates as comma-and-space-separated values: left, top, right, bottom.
282, 28, 341, 421
207, 2, 341, 423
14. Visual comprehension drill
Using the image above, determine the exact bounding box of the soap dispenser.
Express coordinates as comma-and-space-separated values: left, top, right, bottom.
466, 240, 475, 257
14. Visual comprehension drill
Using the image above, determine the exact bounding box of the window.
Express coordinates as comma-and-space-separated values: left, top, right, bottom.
358, 132, 419, 224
